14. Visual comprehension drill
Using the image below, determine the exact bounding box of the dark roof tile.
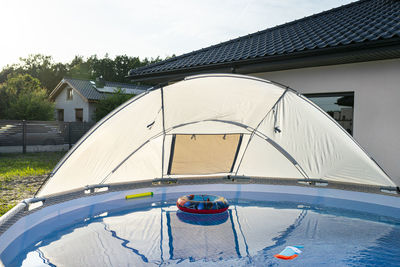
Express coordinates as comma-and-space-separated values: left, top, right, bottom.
129, 0, 400, 78
62, 78, 150, 101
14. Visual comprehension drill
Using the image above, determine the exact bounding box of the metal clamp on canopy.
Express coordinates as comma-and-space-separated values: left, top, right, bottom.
297, 179, 329, 187
380, 186, 400, 194
224, 175, 252, 183
152, 178, 178, 185
22, 197, 46, 211
84, 184, 110, 194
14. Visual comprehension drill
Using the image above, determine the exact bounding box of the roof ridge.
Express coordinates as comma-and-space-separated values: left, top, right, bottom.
63, 77, 92, 82
105, 80, 148, 87
130, 0, 368, 73
64, 77, 142, 86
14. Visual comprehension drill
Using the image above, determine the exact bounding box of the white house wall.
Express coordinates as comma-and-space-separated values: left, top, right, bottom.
53, 86, 91, 122
88, 103, 97, 122
253, 58, 400, 185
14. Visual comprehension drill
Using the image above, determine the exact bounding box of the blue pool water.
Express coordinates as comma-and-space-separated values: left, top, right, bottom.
4, 191, 400, 266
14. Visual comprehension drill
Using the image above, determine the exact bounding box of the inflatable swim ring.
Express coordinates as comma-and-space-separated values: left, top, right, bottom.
176, 194, 229, 214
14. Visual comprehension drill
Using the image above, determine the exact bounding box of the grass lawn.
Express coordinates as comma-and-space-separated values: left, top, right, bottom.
0, 152, 65, 216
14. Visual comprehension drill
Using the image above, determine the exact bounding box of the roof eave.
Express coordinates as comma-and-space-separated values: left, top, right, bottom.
87, 99, 100, 103
128, 38, 400, 84
49, 79, 67, 100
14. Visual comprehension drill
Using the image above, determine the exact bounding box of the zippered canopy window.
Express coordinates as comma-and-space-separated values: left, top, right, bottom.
167, 134, 243, 175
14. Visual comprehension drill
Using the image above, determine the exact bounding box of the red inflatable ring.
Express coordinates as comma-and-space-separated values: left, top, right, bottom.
176, 194, 229, 214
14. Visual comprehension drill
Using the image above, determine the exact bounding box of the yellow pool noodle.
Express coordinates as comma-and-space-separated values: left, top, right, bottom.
125, 192, 153, 200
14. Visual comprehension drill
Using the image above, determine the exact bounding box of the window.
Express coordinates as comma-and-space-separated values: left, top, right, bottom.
57, 109, 64, 121
67, 88, 73, 100
167, 134, 243, 175
75, 109, 83, 122
305, 92, 354, 135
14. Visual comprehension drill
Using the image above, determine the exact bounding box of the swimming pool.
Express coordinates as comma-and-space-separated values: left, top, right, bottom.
1, 182, 399, 266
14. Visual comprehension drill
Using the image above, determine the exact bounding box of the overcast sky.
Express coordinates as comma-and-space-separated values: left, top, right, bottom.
1, 0, 355, 69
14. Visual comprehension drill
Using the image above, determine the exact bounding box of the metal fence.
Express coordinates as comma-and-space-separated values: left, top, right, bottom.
0, 120, 95, 153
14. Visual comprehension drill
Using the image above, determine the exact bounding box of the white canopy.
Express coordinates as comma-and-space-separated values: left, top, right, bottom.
37, 74, 395, 196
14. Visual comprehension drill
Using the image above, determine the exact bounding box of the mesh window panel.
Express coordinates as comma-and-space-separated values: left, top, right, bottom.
168, 134, 241, 175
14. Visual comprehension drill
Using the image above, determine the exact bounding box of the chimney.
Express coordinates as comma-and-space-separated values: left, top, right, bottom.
95, 76, 105, 88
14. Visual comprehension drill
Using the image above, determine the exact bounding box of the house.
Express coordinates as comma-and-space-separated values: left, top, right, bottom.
127, 0, 400, 185
49, 77, 150, 122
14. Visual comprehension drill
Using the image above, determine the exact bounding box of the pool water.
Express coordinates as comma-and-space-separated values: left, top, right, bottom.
7, 194, 400, 266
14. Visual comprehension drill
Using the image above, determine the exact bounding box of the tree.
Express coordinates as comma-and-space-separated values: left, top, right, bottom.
0, 64, 20, 84
68, 54, 164, 84
0, 53, 171, 99
18, 54, 68, 93
0, 54, 68, 94
0, 74, 54, 120
94, 88, 134, 121
67, 55, 92, 80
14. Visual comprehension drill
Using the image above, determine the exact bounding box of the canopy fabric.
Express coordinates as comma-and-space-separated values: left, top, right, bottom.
37, 74, 395, 196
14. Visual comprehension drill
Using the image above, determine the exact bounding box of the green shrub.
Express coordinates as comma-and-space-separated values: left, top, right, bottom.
94, 88, 134, 121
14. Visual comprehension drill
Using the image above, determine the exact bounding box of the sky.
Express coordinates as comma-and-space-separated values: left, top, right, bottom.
1, 0, 355, 69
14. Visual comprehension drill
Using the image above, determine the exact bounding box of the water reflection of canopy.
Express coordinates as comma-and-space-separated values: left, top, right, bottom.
37, 74, 395, 196
31, 202, 396, 266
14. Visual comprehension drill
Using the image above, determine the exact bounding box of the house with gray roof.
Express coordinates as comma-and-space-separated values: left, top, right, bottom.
49, 77, 150, 122
128, 0, 400, 184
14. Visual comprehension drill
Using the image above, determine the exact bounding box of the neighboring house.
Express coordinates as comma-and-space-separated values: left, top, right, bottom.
49, 78, 150, 122
128, 0, 400, 184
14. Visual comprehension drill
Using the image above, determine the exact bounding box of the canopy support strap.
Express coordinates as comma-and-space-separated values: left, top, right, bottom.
160, 86, 167, 178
